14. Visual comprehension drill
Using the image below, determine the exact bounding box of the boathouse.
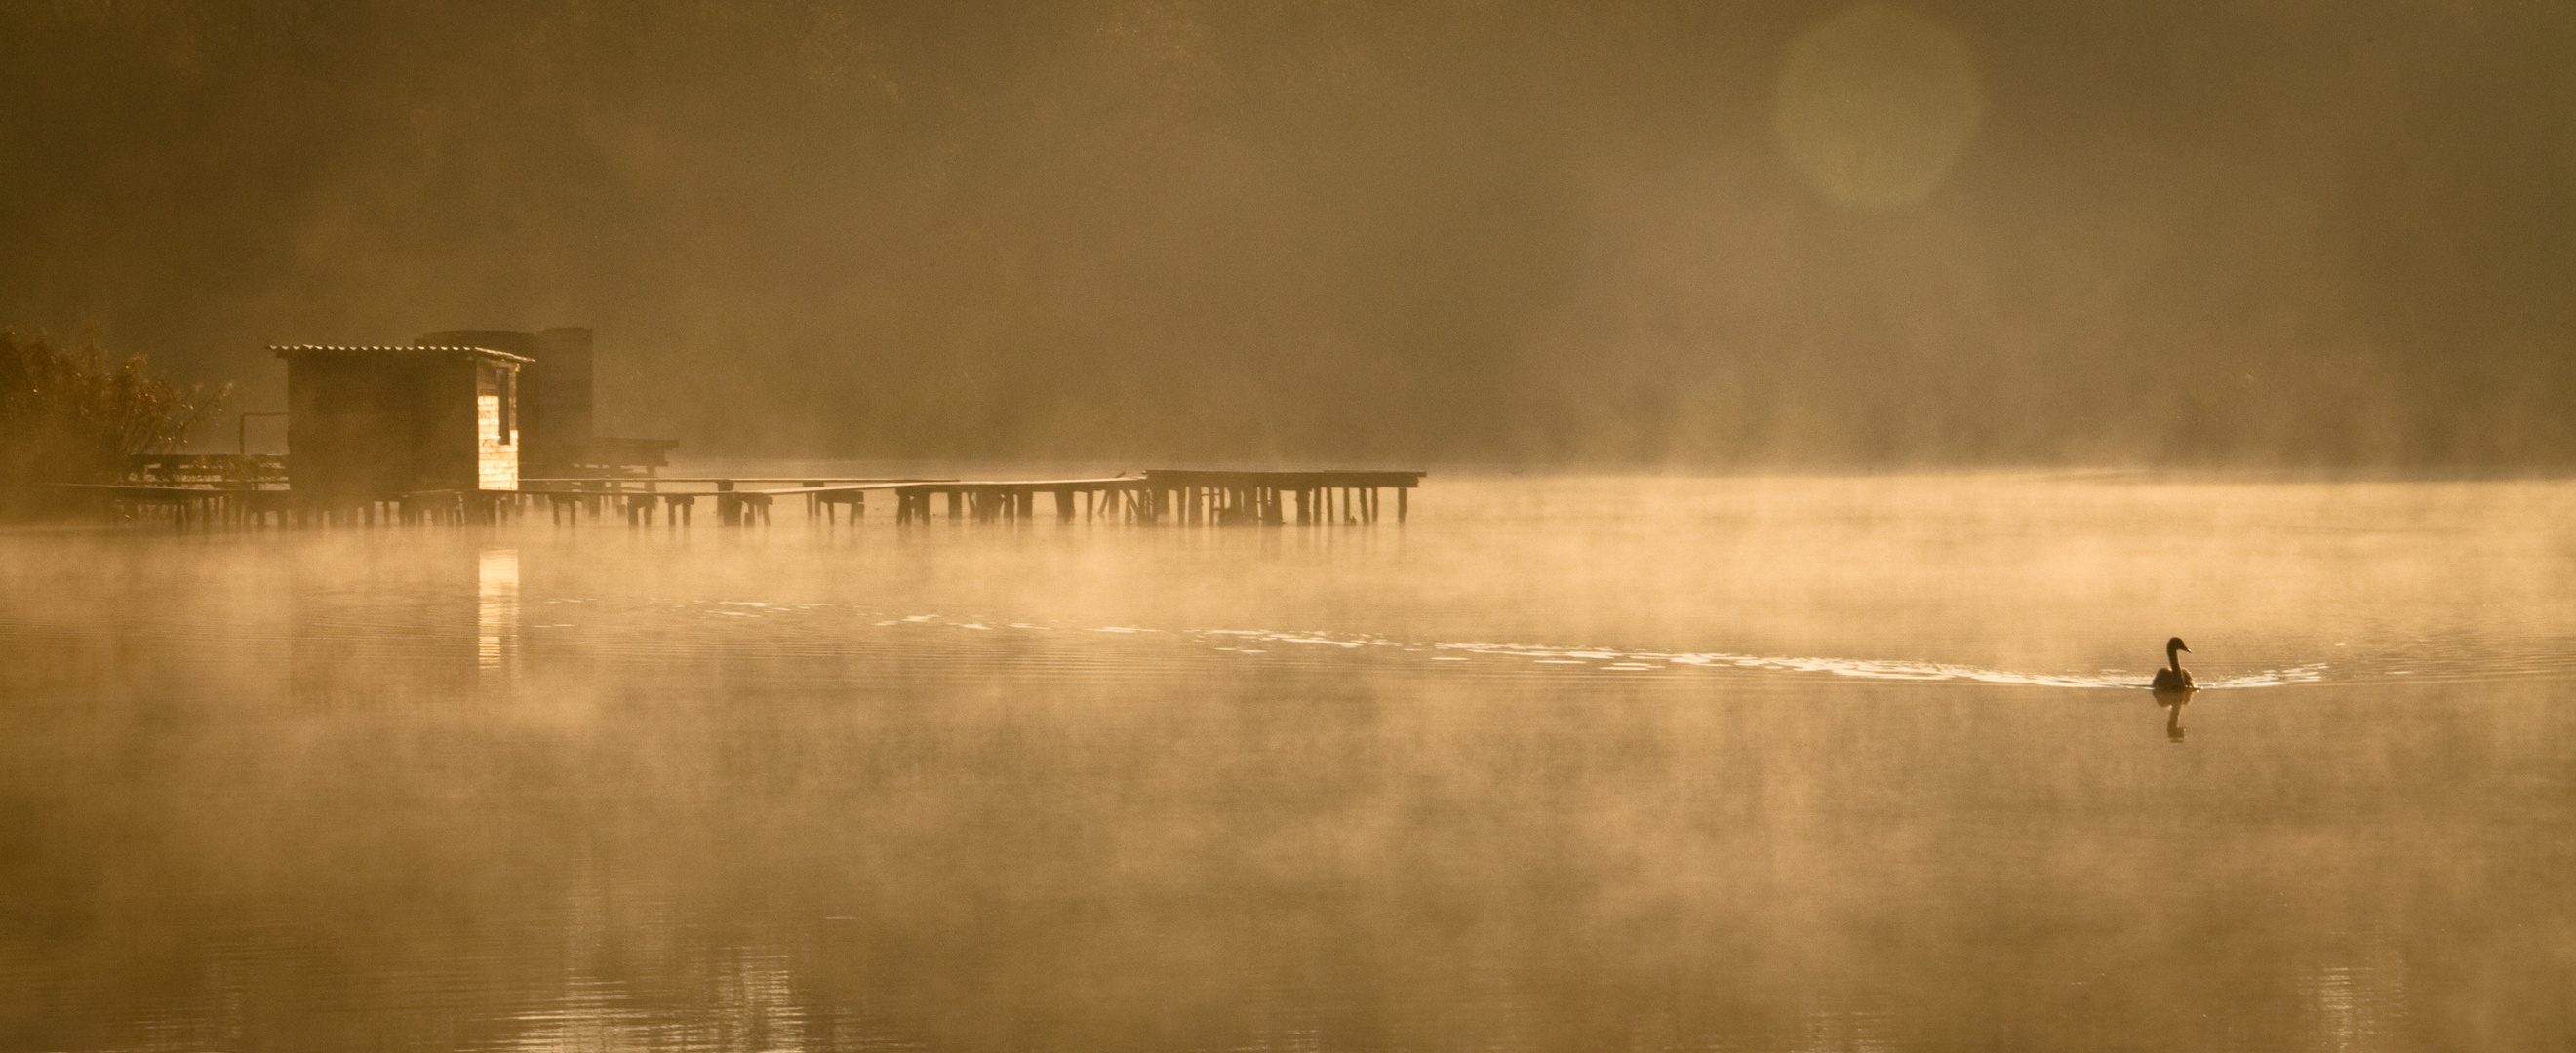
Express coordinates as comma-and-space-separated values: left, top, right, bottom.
269, 343, 528, 500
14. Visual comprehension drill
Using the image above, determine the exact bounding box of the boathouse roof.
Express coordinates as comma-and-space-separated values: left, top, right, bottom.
268, 344, 535, 364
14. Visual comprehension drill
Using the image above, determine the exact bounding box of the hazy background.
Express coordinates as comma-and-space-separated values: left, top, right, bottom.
2, 0, 2569, 466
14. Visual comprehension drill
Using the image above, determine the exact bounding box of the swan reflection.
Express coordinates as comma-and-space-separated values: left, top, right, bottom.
2157, 691, 2191, 742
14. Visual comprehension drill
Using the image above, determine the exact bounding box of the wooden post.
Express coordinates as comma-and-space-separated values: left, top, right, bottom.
1398, 488, 1407, 523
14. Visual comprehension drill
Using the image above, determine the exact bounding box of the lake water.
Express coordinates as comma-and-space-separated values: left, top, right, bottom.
4, 473, 2571, 1052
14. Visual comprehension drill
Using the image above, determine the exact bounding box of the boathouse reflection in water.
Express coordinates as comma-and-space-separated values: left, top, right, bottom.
480, 546, 517, 676
287, 538, 509, 702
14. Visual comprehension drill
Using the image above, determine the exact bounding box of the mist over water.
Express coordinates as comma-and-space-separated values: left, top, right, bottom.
5, 474, 2572, 1050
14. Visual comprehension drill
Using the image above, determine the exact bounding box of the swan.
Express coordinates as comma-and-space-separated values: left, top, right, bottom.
2150, 637, 2196, 691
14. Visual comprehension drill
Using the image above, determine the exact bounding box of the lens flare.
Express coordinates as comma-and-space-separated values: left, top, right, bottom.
1775, 3, 1984, 208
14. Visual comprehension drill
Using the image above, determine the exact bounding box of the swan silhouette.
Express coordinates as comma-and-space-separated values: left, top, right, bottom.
2150, 637, 2196, 692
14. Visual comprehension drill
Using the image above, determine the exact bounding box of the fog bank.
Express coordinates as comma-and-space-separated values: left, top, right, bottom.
3, 1, 2569, 466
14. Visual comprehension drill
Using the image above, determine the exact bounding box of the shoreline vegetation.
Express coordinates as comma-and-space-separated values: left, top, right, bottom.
0, 331, 223, 519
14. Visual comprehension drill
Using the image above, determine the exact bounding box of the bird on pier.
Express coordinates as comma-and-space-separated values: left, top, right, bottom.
2150, 637, 2197, 692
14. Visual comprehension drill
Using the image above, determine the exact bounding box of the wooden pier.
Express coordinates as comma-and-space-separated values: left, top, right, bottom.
120, 339, 1427, 529
513, 469, 1424, 527
73, 468, 1424, 529
512, 477, 953, 526
832, 470, 1421, 526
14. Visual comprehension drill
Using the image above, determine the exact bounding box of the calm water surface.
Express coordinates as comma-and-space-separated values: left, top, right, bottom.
4, 474, 2572, 1052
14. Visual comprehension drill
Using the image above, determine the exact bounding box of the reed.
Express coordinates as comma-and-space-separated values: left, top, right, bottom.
1, 332, 225, 517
